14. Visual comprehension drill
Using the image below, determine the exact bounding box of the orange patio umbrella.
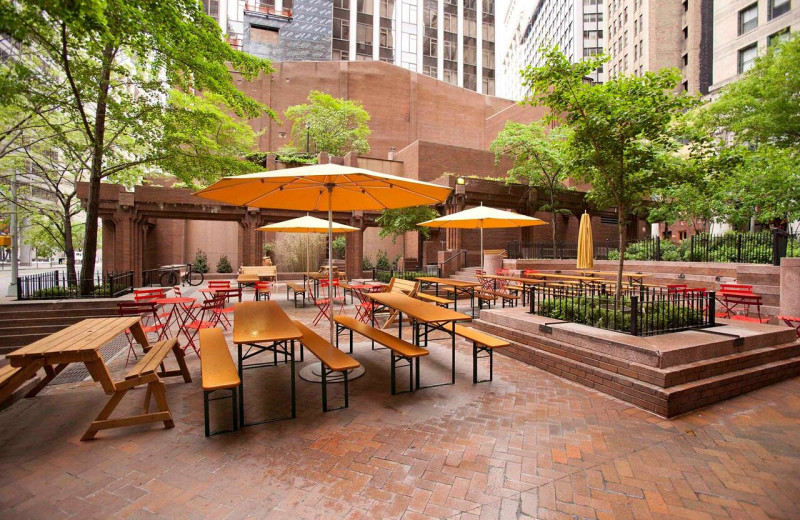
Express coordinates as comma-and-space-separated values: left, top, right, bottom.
576, 212, 594, 270
195, 164, 452, 344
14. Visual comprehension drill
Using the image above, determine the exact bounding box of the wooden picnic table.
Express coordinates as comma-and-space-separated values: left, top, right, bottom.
367, 292, 471, 385
415, 276, 480, 313
4, 316, 191, 439
567, 270, 652, 285
481, 274, 546, 305
233, 301, 302, 425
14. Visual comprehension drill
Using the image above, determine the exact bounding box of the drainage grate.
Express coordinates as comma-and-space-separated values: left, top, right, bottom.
50, 335, 130, 385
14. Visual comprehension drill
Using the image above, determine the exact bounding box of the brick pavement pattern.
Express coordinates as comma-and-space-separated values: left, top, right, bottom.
1, 286, 799, 519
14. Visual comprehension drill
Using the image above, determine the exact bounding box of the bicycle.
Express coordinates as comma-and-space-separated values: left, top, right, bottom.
159, 263, 204, 287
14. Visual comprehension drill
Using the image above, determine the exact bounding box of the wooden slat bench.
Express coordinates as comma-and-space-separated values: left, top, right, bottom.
416, 292, 452, 307
199, 328, 241, 436
334, 316, 428, 394
286, 282, 306, 308
445, 324, 510, 383
81, 338, 181, 441
474, 289, 519, 308
0, 361, 44, 406
293, 320, 360, 411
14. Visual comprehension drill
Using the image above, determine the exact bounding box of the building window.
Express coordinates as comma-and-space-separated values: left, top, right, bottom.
356, 23, 372, 45
683, 26, 688, 39
738, 43, 757, 73
683, 0, 689, 11
333, 49, 349, 60
333, 0, 348, 8
380, 27, 393, 48
380, 0, 394, 18
333, 19, 349, 40
443, 40, 456, 60
424, 7, 437, 27
639, 40, 643, 56
357, 0, 373, 14
768, 0, 791, 19
682, 81, 689, 92
768, 27, 791, 45
424, 36, 437, 57
624, 7, 628, 22
682, 53, 688, 66
250, 26, 279, 44
738, 3, 758, 35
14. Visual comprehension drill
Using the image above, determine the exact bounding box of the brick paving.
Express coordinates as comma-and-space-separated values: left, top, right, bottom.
1, 287, 799, 519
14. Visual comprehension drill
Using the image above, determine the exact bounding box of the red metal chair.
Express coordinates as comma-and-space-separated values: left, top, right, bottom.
522, 269, 538, 278
117, 301, 166, 366
307, 279, 345, 326
253, 281, 272, 301
352, 286, 380, 323
212, 288, 242, 329
179, 296, 225, 357
666, 284, 688, 294
778, 315, 800, 338
134, 288, 169, 323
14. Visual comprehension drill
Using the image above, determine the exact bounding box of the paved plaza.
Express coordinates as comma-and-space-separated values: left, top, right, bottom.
1, 287, 799, 519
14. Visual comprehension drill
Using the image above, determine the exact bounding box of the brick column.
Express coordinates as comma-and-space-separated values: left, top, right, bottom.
780, 257, 800, 317
239, 211, 260, 267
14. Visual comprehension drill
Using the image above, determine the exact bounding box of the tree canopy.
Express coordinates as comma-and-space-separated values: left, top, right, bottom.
521, 47, 698, 290
284, 91, 372, 156
0, 0, 275, 291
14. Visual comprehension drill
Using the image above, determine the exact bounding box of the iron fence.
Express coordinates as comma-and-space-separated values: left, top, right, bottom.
372, 268, 430, 284
529, 285, 715, 336
507, 238, 660, 261
17, 270, 134, 300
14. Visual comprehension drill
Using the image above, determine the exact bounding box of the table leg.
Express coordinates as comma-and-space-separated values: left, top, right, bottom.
129, 321, 151, 350
24, 363, 68, 398
290, 340, 296, 419
238, 344, 244, 425
451, 325, 456, 385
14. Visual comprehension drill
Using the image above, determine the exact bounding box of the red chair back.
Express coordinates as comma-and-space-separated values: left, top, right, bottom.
720, 283, 753, 293
208, 281, 231, 289
117, 301, 160, 321
134, 288, 166, 302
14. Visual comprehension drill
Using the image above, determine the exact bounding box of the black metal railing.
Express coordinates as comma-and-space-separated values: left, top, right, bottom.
438, 249, 466, 276
17, 270, 134, 300
506, 239, 653, 260
529, 285, 715, 336
372, 268, 428, 284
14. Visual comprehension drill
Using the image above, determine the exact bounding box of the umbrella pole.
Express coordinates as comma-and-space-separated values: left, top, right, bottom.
480, 223, 484, 271
327, 186, 335, 346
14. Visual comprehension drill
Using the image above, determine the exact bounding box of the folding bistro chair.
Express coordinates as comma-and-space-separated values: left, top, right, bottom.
253, 281, 272, 301
778, 315, 800, 338
117, 302, 167, 365
212, 288, 242, 329
307, 279, 345, 326
179, 295, 225, 357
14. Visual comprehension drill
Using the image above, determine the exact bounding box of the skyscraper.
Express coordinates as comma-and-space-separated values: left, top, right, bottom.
204, 0, 497, 95
501, 0, 605, 100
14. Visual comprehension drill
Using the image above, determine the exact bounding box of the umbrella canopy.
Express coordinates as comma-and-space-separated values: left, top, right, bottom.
195, 164, 452, 344
257, 215, 359, 272
419, 205, 546, 269
576, 212, 594, 270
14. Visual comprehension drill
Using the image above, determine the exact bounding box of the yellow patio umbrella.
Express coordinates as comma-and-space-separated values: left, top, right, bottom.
195, 163, 452, 344
257, 214, 359, 273
419, 204, 547, 270
576, 212, 594, 270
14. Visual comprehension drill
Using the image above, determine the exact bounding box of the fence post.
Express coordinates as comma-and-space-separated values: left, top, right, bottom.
690, 235, 695, 261
630, 295, 639, 336
736, 234, 743, 263
708, 291, 716, 326
16, 277, 22, 300
529, 286, 536, 314
772, 228, 788, 266
655, 238, 661, 261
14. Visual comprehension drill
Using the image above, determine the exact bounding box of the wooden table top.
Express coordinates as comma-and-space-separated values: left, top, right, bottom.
482, 274, 547, 284
7, 317, 141, 364
233, 300, 302, 344
570, 270, 652, 279
368, 292, 471, 324
415, 277, 480, 288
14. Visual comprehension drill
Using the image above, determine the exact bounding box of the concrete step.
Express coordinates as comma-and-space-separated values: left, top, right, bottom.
473, 317, 800, 417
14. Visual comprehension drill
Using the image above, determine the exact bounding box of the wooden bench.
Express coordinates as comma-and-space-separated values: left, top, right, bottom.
416, 292, 452, 307
474, 289, 519, 308
445, 324, 510, 383
484, 249, 508, 258
375, 278, 420, 328
286, 281, 306, 307
81, 338, 182, 441
240, 265, 277, 281
0, 361, 44, 406
199, 328, 241, 436
334, 316, 428, 394
293, 320, 360, 411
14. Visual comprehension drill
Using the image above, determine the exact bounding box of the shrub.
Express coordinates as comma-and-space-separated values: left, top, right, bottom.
362, 255, 374, 270
192, 249, 209, 274
216, 255, 233, 273
375, 249, 391, 270
332, 236, 346, 259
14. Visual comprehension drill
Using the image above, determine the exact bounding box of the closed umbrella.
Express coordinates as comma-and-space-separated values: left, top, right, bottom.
195, 163, 451, 344
419, 204, 547, 269
257, 215, 359, 273
576, 212, 594, 270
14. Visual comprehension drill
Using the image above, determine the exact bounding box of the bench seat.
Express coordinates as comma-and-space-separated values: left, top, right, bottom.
82, 338, 183, 441
445, 324, 510, 383
334, 315, 428, 394
294, 320, 360, 411
0, 361, 43, 405
286, 282, 306, 308
199, 328, 241, 436
416, 292, 452, 307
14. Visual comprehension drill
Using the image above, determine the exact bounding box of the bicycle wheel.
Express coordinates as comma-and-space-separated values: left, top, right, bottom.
186, 270, 204, 286
160, 270, 179, 287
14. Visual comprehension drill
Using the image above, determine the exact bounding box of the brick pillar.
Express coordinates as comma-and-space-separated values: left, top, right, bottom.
239, 211, 260, 266
346, 213, 365, 280
780, 257, 800, 317
101, 219, 116, 273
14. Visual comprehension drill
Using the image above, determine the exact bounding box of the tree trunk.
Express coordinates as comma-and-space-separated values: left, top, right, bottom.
550, 190, 557, 259
63, 214, 77, 287
79, 45, 114, 295
616, 211, 626, 301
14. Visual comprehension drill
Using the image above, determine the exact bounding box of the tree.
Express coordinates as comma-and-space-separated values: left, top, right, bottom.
284, 90, 371, 156
0, 0, 275, 293
522, 48, 698, 291
376, 206, 440, 262
491, 121, 571, 254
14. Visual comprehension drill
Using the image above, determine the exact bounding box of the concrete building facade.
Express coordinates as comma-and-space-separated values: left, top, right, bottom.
203, 0, 497, 94
501, 0, 605, 101
604, 0, 713, 95
709, 0, 798, 95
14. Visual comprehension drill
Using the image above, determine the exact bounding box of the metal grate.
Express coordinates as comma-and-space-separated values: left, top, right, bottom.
50, 335, 130, 385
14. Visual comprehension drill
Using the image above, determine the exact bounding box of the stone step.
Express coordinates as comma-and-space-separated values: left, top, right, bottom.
0, 307, 119, 321
479, 307, 795, 368
473, 318, 800, 417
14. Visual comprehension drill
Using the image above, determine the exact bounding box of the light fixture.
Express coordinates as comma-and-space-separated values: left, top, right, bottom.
456, 177, 465, 185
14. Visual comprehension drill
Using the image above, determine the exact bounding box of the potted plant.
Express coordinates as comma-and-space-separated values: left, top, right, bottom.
262, 242, 275, 266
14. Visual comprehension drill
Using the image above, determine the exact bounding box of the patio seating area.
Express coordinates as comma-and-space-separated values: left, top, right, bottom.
1, 281, 800, 519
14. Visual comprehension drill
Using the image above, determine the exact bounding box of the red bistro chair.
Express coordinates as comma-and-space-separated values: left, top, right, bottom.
117, 301, 166, 366
179, 296, 225, 357
778, 315, 800, 338
253, 281, 272, 301
212, 288, 242, 329
308, 279, 345, 326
